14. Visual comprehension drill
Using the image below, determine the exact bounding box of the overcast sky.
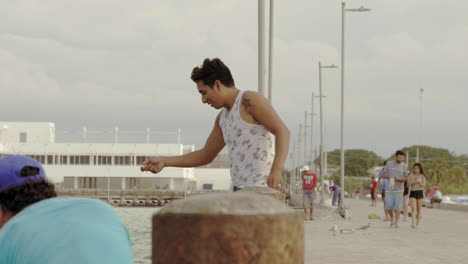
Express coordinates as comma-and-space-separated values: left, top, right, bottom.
1, 0, 467, 159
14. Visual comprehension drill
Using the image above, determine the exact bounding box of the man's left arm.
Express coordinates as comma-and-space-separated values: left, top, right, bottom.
243, 91, 291, 190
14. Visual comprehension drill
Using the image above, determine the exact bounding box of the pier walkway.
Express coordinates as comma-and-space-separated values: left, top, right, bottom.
304, 199, 468, 264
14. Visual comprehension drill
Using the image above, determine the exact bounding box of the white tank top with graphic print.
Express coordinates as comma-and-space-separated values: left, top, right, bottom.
219, 90, 275, 189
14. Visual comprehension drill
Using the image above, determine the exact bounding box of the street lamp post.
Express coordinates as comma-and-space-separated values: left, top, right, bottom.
309, 92, 315, 169
339, 2, 370, 207
416, 88, 424, 162
304, 110, 308, 165
268, 0, 274, 102
318, 61, 338, 203
258, 0, 266, 96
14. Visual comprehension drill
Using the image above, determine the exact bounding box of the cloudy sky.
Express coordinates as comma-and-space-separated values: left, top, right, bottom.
1, 0, 467, 159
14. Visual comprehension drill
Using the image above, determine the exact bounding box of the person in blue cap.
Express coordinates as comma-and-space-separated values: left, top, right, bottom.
0, 155, 133, 264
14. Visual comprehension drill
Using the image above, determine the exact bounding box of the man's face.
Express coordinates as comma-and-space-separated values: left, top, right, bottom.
396, 154, 405, 163
196, 81, 222, 109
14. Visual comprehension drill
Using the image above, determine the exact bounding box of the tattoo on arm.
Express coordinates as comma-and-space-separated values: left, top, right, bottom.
242, 98, 252, 109
242, 96, 260, 123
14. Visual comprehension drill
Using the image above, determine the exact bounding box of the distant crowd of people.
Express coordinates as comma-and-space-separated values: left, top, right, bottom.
301, 150, 443, 229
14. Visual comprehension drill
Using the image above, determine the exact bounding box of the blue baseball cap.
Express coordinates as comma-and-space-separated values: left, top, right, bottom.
0, 155, 47, 192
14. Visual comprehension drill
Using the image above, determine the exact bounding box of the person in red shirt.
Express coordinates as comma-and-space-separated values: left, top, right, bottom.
354, 188, 361, 199
370, 176, 377, 207
301, 165, 318, 220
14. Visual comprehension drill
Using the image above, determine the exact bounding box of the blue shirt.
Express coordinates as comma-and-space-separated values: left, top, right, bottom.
378, 169, 387, 190
0, 197, 133, 264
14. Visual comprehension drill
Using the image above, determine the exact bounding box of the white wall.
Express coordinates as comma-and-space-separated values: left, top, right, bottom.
0, 142, 192, 156
0, 122, 55, 144
44, 165, 194, 183
193, 168, 231, 191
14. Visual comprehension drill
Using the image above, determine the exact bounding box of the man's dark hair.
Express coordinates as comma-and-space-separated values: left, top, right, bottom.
191, 58, 235, 87
395, 150, 405, 157
0, 180, 57, 215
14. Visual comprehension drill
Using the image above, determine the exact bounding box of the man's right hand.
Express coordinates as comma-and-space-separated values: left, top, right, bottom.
141, 157, 165, 174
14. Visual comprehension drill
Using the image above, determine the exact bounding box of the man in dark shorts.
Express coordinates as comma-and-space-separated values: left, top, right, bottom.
402, 182, 410, 221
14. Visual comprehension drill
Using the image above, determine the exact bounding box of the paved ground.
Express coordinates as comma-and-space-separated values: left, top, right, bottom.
304, 198, 468, 264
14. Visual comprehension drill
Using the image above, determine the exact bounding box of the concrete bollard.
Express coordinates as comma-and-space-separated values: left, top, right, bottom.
238, 186, 286, 202
152, 192, 303, 264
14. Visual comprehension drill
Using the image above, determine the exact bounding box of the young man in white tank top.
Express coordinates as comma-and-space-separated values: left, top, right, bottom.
141, 58, 290, 191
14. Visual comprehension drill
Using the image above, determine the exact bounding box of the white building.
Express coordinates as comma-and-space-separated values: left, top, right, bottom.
0, 122, 231, 191
0, 122, 55, 144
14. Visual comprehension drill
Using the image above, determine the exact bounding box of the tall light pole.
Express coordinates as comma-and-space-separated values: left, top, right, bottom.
304, 110, 308, 164
309, 92, 315, 169
339, 2, 370, 207
267, 0, 274, 102
318, 61, 338, 203
258, 0, 266, 96
298, 124, 303, 166
311, 94, 326, 169
416, 88, 424, 162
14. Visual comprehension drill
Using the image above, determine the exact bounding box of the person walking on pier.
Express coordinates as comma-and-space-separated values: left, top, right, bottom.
301, 166, 318, 220
330, 185, 341, 206
381, 150, 409, 228
0, 155, 133, 264
378, 161, 390, 221
408, 163, 426, 228
370, 176, 377, 207
142, 58, 290, 191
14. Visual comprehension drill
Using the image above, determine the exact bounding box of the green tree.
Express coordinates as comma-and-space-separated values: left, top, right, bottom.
392, 146, 468, 194
395, 145, 454, 165
327, 149, 384, 177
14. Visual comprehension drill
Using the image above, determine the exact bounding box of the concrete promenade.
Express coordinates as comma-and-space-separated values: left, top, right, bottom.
304, 199, 468, 264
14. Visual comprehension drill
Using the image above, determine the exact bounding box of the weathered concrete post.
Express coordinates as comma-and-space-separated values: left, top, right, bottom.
152, 192, 303, 264
238, 186, 286, 202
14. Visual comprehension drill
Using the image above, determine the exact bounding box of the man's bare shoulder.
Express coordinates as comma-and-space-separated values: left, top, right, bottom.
241, 91, 268, 109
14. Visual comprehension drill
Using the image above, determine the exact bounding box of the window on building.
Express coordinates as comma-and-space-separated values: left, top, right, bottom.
60, 156, 68, 165
128, 177, 138, 189
97, 156, 112, 165
30, 155, 45, 164
114, 156, 132, 166
202, 184, 213, 190
79, 156, 90, 165
19, 132, 27, 143
81, 177, 97, 189
47, 155, 54, 165
136, 156, 147, 165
